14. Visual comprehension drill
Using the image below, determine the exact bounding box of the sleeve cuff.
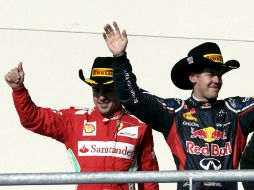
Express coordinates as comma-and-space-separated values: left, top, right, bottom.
114, 52, 127, 62
12, 86, 27, 94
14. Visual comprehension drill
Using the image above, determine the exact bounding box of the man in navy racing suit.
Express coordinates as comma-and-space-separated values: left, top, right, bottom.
102, 21, 254, 190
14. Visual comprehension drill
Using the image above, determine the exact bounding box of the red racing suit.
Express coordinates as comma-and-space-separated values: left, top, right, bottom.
112, 54, 254, 190
12, 87, 159, 190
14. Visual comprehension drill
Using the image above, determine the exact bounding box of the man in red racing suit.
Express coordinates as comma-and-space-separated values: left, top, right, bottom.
102, 22, 254, 190
5, 57, 159, 190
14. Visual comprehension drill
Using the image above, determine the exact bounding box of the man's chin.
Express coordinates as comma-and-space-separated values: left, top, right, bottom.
207, 94, 219, 101
209, 89, 220, 96
98, 107, 111, 116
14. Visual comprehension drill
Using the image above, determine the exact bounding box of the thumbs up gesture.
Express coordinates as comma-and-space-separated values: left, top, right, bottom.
5, 62, 25, 89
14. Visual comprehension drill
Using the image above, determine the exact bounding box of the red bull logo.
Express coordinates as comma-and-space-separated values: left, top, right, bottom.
211, 130, 227, 141
191, 127, 227, 142
186, 141, 232, 156
191, 128, 208, 139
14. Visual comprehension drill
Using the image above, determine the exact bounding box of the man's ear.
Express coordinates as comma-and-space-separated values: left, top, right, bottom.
189, 72, 196, 84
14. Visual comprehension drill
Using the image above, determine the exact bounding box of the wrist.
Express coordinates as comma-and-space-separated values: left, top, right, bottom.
12, 84, 25, 91
113, 51, 125, 57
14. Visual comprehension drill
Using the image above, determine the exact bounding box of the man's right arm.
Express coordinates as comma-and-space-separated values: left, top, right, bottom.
12, 87, 69, 142
5, 63, 69, 143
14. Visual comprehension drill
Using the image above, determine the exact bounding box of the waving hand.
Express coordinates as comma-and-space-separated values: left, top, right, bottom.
103, 21, 128, 57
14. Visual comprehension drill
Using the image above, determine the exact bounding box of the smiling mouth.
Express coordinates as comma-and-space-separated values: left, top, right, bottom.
210, 87, 221, 92
210, 84, 221, 88
99, 101, 110, 107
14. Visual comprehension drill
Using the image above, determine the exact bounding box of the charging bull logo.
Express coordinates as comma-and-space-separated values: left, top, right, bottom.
191, 127, 227, 142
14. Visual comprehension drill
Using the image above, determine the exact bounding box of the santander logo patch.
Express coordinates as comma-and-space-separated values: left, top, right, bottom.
78, 141, 135, 159
79, 145, 89, 153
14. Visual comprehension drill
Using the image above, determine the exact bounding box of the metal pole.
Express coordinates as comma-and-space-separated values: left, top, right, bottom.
189, 177, 193, 190
0, 170, 254, 186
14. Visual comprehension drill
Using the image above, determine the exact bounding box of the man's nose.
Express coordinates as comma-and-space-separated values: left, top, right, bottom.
98, 88, 107, 98
212, 75, 221, 83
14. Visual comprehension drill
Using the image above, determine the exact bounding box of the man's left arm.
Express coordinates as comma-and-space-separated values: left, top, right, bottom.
137, 127, 159, 190
236, 97, 254, 135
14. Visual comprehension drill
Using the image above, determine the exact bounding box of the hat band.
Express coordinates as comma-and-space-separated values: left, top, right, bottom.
203, 54, 223, 63
85, 78, 114, 85
92, 68, 112, 77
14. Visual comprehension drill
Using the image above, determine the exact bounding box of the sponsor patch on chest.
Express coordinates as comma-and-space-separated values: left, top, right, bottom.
78, 141, 135, 159
117, 126, 139, 139
83, 121, 96, 136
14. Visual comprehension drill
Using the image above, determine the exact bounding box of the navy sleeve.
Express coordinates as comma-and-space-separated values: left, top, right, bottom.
113, 54, 175, 134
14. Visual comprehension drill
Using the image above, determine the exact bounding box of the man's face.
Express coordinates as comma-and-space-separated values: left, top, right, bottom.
92, 85, 121, 116
189, 68, 223, 101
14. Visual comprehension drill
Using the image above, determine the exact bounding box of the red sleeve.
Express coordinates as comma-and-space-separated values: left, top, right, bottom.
12, 87, 71, 143
138, 127, 159, 190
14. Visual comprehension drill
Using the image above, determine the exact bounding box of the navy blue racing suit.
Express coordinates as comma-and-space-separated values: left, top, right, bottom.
240, 133, 254, 190
112, 54, 254, 190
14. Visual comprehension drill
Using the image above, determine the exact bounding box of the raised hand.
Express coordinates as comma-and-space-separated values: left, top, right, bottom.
103, 21, 128, 57
5, 62, 25, 89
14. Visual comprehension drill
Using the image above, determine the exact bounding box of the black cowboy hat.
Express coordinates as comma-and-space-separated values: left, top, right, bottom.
79, 57, 114, 86
171, 42, 240, 90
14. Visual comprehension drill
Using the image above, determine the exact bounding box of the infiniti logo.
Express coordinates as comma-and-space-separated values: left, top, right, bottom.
200, 158, 221, 170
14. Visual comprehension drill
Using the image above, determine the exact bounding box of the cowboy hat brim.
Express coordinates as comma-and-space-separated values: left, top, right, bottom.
79, 69, 114, 86
171, 56, 240, 90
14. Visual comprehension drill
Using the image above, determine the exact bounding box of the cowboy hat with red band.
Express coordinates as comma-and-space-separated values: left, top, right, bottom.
79, 57, 114, 86
171, 42, 240, 90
